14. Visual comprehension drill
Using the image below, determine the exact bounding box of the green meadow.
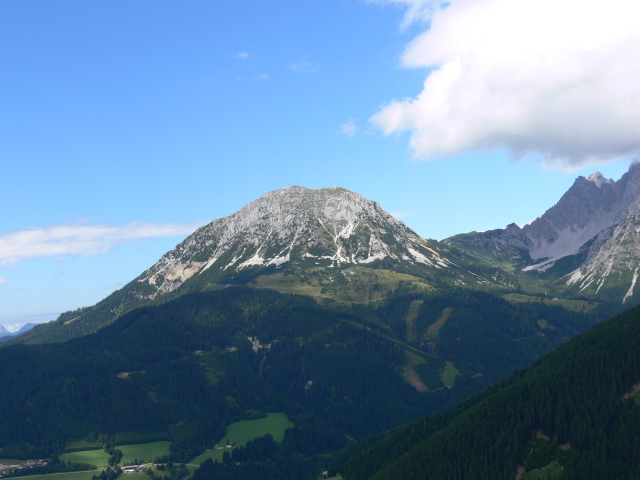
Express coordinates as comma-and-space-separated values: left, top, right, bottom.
59, 450, 110, 467
59, 441, 171, 467
503, 293, 597, 312
118, 442, 171, 465
189, 412, 294, 465
6, 471, 100, 480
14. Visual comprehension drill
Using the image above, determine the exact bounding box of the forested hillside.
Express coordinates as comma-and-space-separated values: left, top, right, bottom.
339, 303, 640, 480
0, 286, 603, 466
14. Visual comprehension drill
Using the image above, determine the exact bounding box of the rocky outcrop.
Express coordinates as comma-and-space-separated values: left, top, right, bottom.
135, 186, 453, 298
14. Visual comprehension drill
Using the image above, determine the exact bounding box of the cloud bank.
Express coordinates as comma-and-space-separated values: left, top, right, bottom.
0, 220, 207, 266
371, 0, 640, 170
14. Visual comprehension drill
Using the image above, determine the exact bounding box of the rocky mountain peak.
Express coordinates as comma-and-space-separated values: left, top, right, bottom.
586, 172, 613, 188
135, 186, 450, 298
521, 168, 622, 262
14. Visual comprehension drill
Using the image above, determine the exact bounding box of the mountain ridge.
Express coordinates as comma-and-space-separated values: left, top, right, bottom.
10, 165, 640, 347
134, 185, 454, 299
8, 185, 502, 346
448, 162, 640, 304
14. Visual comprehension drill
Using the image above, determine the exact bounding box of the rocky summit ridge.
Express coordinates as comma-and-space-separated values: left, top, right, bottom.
136, 185, 453, 298
13, 168, 640, 347
449, 162, 640, 304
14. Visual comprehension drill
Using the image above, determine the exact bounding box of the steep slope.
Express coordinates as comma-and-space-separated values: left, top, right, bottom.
339, 303, 640, 480
448, 162, 640, 304
0, 287, 600, 460
133, 185, 456, 295
10, 186, 497, 346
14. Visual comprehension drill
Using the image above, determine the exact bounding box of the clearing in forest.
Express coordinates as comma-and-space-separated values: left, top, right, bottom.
405, 300, 423, 343
427, 307, 454, 341
189, 412, 294, 465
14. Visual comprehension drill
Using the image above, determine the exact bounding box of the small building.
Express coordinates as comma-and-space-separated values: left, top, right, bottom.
226, 441, 236, 448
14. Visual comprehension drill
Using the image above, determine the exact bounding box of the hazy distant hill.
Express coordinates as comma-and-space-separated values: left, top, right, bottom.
0, 322, 37, 342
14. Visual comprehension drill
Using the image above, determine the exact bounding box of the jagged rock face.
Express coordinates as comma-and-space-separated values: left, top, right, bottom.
522, 170, 622, 263
564, 166, 640, 302
447, 163, 640, 303
136, 186, 451, 298
524, 163, 640, 303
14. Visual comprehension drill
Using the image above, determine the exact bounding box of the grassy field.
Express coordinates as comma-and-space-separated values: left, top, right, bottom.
59, 441, 171, 467
521, 460, 564, 480
503, 293, 597, 312
7, 471, 100, 480
251, 268, 430, 304
441, 361, 461, 388
404, 300, 423, 343
117, 473, 149, 480
427, 307, 453, 341
118, 441, 171, 465
189, 412, 294, 465
62, 440, 102, 453
59, 450, 110, 467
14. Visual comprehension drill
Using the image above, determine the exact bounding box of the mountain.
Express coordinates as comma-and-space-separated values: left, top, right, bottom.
0, 285, 601, 460
0, 324, 11, 337
16, 322, 38, 334
0, 322, 43, 344
132, 185, 458, 295
338, 302, 640, 480
9, 186, 503, 346
11, 169, 640, 348
0, 181, 632, 476
447, 162, 640, 304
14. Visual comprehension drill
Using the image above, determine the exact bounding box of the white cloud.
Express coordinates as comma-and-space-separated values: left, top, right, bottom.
0, 276, 6, 287
0, 220, 207, 266
371, 0, 640, 171
255, 73, 271, 81
234, 52, 249, 59
340, 119, 359, 137
289, 60, 320, 74
367, 0, 447, 29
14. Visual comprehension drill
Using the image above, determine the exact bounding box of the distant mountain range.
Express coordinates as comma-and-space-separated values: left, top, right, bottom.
448, 162, 640, 304
0, 322, 37, 340
9, 163, 640, 347
3, 166, 640, 478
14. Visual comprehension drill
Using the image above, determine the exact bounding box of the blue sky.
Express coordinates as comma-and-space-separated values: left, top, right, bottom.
1, 0, 638, 330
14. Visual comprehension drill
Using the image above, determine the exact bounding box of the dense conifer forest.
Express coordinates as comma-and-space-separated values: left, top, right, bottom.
0, 286, 621, 478
338, 303, 640, 479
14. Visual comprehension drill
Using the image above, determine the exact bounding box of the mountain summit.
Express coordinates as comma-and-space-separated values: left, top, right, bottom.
137, 185, 452, 298
14, 186, 481, 345
15, 167, 640, 347
448, 162, 640, 304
